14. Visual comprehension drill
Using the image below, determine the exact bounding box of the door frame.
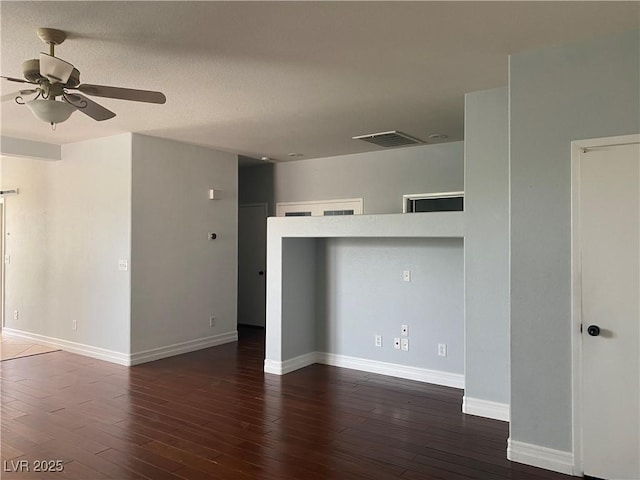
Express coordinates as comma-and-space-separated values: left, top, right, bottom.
570, 133, 640, 476
275, 198, 363, 217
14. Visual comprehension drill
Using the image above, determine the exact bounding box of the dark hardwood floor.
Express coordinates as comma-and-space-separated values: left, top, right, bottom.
1, 326, 572, 479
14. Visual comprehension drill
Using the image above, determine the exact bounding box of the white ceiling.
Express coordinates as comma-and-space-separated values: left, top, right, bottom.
1, 1, 638, 163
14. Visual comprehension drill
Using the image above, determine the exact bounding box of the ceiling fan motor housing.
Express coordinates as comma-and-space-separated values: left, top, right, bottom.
21, 59, 80, 87
22, 59, 44, 83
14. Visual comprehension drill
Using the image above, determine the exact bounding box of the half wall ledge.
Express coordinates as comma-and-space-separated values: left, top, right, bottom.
264, 212, 464, 376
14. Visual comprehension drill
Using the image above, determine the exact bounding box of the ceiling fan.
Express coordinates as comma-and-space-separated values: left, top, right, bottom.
1, 28, 166, 127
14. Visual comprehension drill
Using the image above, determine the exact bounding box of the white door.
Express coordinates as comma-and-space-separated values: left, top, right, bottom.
238, 204, 267, 327
0, 203, 3, 329
579, 140, 639, 479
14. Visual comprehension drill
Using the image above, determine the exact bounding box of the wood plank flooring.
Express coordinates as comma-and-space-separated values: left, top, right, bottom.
1, 326, 572, 479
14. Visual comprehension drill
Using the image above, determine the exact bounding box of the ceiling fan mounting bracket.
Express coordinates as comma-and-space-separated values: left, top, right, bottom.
37, 28, 67, 46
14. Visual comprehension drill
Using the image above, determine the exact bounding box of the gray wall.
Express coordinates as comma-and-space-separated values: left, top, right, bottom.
2, 134, 133, 353
274, 142, 464, 214
317, 237, 464, 373
281, 238, 318, 359
510, 29, 640, 451
269, 143, 465, 373
2, 133, 239, 359
464, 87, 510, 404
130, 134, 238, 352
1, 136, 61, 161
2, 156, 55, 337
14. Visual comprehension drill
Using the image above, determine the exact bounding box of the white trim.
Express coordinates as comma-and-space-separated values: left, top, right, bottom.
506, 63, 514, 454
507, 439, 575, 476
402, 191, 464, 213
462, 396, 510, 422
319, 353, 464, 388
570, 133, 640, 476
2, 328, 131, 365
264, 351, 318, 375
2, 328, 239, 366
570, 138, 585, 476
276, 198, 364, 217
264, 351, 464, 389
129, 331, 238, 365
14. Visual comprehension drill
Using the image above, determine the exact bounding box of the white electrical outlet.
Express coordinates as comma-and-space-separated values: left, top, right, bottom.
72, 320, 77, 331
438, 343, 447, 357
375, 335, 382, 347
401, 324, 408, 336
209, 316, 215, 327
393, 338, 401, 350
403, 270, 411, 282
118, 259, 128, 271
401, 338, 409, 351
4, 254, 10, 264
13, 310, 19, 320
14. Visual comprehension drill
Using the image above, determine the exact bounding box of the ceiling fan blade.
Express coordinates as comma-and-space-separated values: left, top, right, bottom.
1, 75, 33, 84
76, 84, 166, 104
1, 89, 38, 102
40, 53, 74, 84
64, 93, 116, 121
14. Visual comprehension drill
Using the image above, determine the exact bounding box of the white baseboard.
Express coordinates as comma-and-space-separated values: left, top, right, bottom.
2, 328, 130, 365
264, 351, 318, 375
463, 396, 510, 422
3, 328, 238, 366
319, 352, 464, 388
507, 438, 575, 476
129, 331, 238, 365
264, 351, 464, 389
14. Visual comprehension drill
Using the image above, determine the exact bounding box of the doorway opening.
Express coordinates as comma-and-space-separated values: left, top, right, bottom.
238, 203, 268, 333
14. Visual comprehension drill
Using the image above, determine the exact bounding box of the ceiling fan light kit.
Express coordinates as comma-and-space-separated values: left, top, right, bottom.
26, 98, 76, 125
1, 27, 166, 128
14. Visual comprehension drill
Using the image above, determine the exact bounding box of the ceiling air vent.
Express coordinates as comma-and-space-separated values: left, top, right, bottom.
352, 130, 424, 148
